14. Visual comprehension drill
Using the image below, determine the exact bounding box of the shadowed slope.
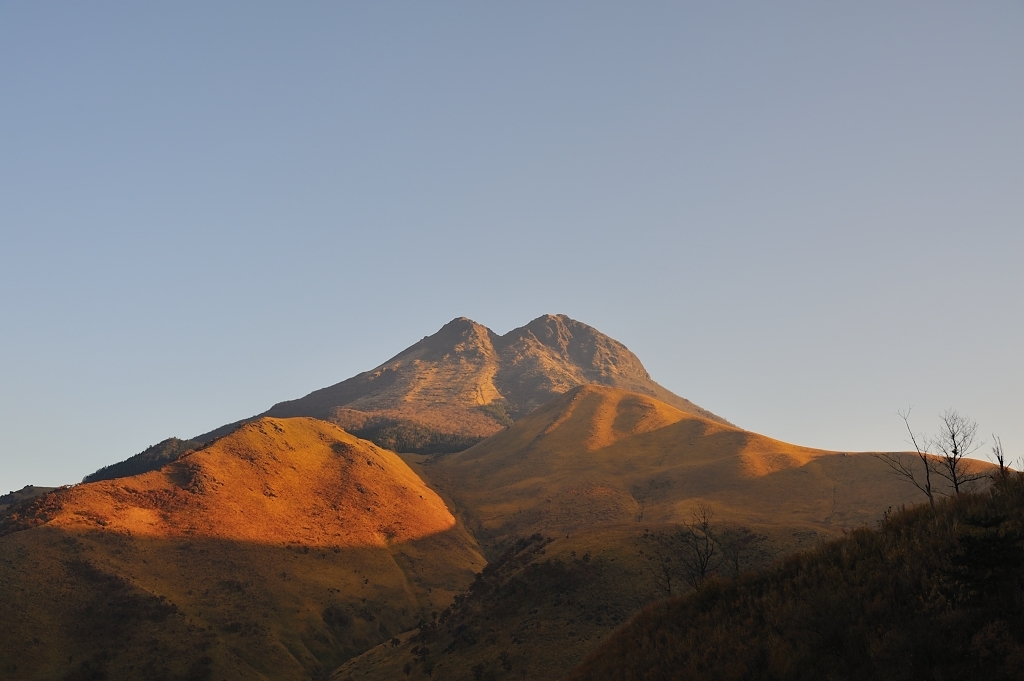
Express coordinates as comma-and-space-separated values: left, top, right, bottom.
0, 418, 484, 681
567, 478, 1024, 681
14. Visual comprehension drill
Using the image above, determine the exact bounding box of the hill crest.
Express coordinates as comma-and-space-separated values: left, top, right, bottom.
0, 417, 485, 680
12, 417, 456, 548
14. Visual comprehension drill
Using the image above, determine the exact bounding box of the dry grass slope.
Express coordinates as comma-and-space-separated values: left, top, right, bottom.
0, 486, 55, 514
426, 385, 938, 548
0, 418, 484, 681
332, 385, 984, 681
567, 475, 1024, 681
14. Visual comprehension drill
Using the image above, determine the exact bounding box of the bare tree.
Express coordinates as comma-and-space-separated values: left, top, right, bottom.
643, 533, 677, 597
717, 526, 768, 579
677, 504, 721, 590
990, 435, 1008, 481
641, 505, 724, 596
930, 409, 985, 494
873, 408, 937, 511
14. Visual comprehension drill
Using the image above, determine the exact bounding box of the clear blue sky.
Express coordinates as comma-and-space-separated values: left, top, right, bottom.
2, 2, 1021, 493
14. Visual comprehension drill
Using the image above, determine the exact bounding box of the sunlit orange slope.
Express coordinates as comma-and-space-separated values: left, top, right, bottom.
31, 417, 456, 546
422, 385, 963, 545
0, 418, 484, 681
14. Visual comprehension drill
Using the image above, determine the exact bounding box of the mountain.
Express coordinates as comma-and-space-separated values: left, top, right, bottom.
209, 314, 725, 451
86, 314, 724, 482
331, 385, 963, 681
567, 476, 1024, 681
0, 417, 484, 680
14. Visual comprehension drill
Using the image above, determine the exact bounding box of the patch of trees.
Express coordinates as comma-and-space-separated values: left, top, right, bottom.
641, 505, 769, 597
347, 420, 484, 454
83, 437, 205, 483
394, 534, 611, 679
477, 401, 516, 428
569, 471, 1024, 681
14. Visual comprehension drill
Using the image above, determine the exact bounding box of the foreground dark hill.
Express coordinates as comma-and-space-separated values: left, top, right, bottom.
0, 418, 484, 680
568, 476, 1024, 681
332, 386, 961, 681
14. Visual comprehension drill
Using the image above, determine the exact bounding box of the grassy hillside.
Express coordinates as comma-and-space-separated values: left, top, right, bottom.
568, 474, 1024, 681
331, 385, 960, 680
0, 418, 484, 681
334, 518, 809, 681
423, 385, 937, 552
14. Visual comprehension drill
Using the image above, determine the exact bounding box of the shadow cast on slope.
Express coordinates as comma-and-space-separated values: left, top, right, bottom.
0, 523, 482, 681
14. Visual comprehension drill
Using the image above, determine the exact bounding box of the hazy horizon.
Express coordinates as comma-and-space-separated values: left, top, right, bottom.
2, 2, 1021, 492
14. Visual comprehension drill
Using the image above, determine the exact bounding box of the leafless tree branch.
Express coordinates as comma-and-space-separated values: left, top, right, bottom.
930, 408, 985, 494
872, 407, 937, 511
990, 435, 1008, 481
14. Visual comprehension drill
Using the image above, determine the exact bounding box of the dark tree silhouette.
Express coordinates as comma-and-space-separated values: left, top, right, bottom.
873, 408, 938, 510
677, 504, 721, 590
930, 409, 985, 494
991, 435, 1009, 480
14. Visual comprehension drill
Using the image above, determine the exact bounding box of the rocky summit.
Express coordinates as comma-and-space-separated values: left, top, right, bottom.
241, 314, 726, 453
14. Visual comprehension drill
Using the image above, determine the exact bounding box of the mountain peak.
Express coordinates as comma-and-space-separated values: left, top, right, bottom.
191, 315, 727, 456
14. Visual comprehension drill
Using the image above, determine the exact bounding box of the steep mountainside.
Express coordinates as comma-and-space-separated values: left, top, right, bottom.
0, 418, 484, 681
87, 314, 722, 482
332, 386, 977, 681
210, 314, 724, 451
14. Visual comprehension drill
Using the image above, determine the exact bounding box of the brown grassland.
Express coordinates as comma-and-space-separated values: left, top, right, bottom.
2, 379, 994, 680
567, 473, 1024, 681
0, 486, 56, 514
0, 418, 484, 680
332, 385, 974, 680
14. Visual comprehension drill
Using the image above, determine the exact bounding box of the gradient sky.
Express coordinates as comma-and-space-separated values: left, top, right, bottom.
2, 2, 1021, 494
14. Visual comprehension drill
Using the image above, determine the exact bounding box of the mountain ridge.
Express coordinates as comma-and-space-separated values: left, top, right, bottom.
260, 314, 724, 425
87, 314, 723, 483
253, 314, 725, 443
